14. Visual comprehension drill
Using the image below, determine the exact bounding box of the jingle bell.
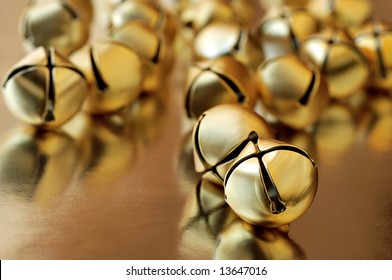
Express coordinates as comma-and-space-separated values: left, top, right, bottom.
300, 28, 370, 99
193, 104, 273, 185
185, 56, 257, 119
254, 7, 319, 60
193, 22, 263, 70
224, 137, 318, 227
2, 47, 88, 129
111, 0, 177, 43
354, 22, 392, 90
181, 0, 237, 33
20, 0, 90, 56
307, 0, 372, 32
110, 21, 173, 93
28, 0, 94, 24
261, 0, 310, 9
70, 41, 145, 114
256, 55, 329, 130
214, 220, 305, 260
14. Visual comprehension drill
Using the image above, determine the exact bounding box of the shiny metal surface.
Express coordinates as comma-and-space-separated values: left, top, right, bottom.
20, 0, 91, 56
2, 47, 88, 128
0, 0, 392, 260
70, 41, 145, 114
300, 28, 370, 99
184, 57, 257, 119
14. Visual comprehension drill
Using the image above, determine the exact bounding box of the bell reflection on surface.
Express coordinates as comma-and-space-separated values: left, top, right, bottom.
214, 220, 305, 260
0, 127, 78, 203
360, 91, 392, 153
123, 91, 168, 155
179, 179, 237, 259
63, 112, 135, 187
313, 102, 358, 162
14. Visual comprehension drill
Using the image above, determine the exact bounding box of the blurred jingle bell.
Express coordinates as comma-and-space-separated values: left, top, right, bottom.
354, 21, 392, 90
185, 56, 257, 119
193, 21, 264, 70
214, 220, 306, 260
307, 0, 372, 33
254, 7, 319, 60
110, 20, 174, 93
300, 28, 370, 99
20, 0, 90, 56
70, 41, 145, 114
192, 104, 273, 185
261, 0, 310, 9
2, 47, 88, 129
255, 54, 329, 130
180, 0, 237, 33
111, 0, 177, 43
28, 0, 94, 24
180, 0, 258, 32
224, 137, 318, 227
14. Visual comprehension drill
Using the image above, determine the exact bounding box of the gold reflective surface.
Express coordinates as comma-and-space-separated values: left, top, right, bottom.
0, 0, 392, 260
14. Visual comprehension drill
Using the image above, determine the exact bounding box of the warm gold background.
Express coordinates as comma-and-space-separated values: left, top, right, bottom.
0, 0, 391, 259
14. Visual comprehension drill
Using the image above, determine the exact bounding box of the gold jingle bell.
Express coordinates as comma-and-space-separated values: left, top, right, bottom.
224, 137, 318, 227
354, 22, 392, 90
193, 104, 273, 185
300, 28, 370, 99
110, 21, 174, 93
255, 54, 329, 130
70, 41, 145, 114
20, 0, 90, 56
261, 0, 310, 9
307, 0, 372, 32
193, 21, 264, 70
0, 127, 78, 203
185, 56, 257, 119
214, 220, 306, 260
254, 7, 319, 60
2, 47, 88, 129
111, 0, 177, 43
180, 0, 237, 33
28, 0, 94, 25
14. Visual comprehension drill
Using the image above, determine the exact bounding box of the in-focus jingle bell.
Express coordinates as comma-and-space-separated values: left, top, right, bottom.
224, 137, 318, 227
2, 47, 88, 129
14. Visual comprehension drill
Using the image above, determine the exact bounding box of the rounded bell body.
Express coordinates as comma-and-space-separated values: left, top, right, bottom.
354, 22, 392, 90
192, 104, 273, 185
2, 47, 88, 129
193, 22, 263, 70
185, 56, 257, 119
255, 7, 319, 60
70, 41, 145, 114
256, 54, 329, 130
300, 28, 370, 99
224, 137, 318, 227
20, 0, 90, 56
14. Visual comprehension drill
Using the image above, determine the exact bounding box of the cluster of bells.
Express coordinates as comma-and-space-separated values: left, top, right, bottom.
1, 0, 391, 255
2, 0, 177, 129
179, 0, 392, 231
